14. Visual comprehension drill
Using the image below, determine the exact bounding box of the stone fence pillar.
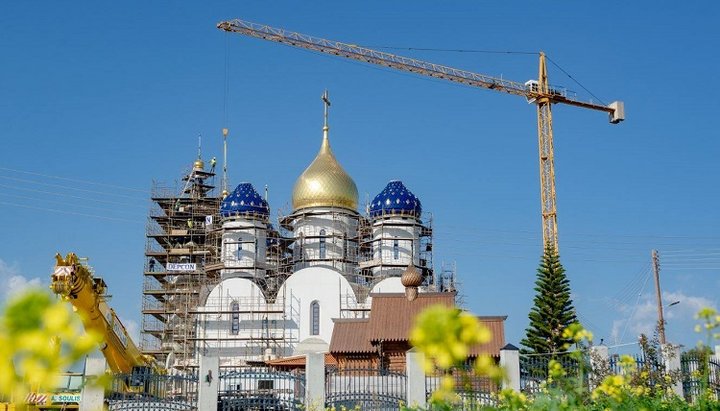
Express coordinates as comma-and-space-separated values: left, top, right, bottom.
589, 345, 609, 390
406, 347, 427, 409
500, 344, 520, 392
305, 353, 325, 409
79, 351, 106, 411
661, 343, 683, 398
198, 350, 219, 411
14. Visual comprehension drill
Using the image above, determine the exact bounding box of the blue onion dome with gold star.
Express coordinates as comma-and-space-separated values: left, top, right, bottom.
369, 180, 422, 218
220, 182, 269, 217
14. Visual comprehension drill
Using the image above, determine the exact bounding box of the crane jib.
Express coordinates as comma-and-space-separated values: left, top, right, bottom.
218, 18, 625, 250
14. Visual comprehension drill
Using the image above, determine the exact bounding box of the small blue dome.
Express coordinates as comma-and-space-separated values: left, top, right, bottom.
221, 183, 269, 218
369, 180, 422, 218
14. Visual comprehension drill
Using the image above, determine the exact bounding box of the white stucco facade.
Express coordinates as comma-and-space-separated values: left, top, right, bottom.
197, 277, 295, 366
276, 266, 357, 349
221, 218, 268, 279
371, 216, 422, 276
289, 207, 359, 275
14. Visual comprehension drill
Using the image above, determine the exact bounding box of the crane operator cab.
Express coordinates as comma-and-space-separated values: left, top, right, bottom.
524, 80, 568, 102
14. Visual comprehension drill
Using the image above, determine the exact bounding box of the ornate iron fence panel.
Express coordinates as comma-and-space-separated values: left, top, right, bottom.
325, 368, 406, 411
107, 371, 198, 411
608, 352, 665, 390
682, 355, 720, 401
519, 354, 582, 396
425, 366, 498, 409
218, 367, 306, 411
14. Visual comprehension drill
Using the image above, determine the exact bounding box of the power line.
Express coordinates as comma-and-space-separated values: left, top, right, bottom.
0, 175, 147, 201
0, 201, 140, 223
0, 167, 148, 193
618, 269, 652, 345
0, 183, 146, 208
0, 192, 146, 218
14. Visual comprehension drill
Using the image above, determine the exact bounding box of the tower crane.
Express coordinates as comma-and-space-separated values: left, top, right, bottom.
217, 19, 625, 252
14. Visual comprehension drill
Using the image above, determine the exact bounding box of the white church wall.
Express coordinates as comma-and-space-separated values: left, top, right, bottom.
276, 266, 357, 350
221, 219, 267, 278
372, 217, 421, 274
291, 208, 359, 274
199, 278, 290, 365
370, 277, 405, 294
362, 277, 407, 307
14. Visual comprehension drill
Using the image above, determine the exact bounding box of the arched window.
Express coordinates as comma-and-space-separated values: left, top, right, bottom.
393, 238, 400, 260
310, 301, 320, 335
230, 301, 240, 335
319, 229, 326, 259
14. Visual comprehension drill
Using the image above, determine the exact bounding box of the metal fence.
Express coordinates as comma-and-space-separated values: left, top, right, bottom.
107, 370, 198, 411
682, 355, 720, 402
519, 354, 582, 396
425, 365, 498, 409
325, 368, 406, 411
218, 367, 306, 411
608, 352, 664, 387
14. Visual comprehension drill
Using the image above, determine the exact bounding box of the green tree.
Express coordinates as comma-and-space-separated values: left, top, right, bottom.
521, 245, 578, 355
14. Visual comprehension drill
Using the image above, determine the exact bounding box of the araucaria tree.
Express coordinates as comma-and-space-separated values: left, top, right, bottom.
521, 245, 578, 354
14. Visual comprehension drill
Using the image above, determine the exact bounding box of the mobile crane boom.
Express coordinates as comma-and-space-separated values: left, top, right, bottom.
51, 253, 156, 374
217, 19, 625, 251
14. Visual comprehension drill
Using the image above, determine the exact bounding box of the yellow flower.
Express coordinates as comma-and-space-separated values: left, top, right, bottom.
0, 289, 101, 399
562, 323, 594, 343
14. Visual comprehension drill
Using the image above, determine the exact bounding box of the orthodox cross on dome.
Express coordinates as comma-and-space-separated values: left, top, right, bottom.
197, 134, 202, 160
322, 89, 331, 130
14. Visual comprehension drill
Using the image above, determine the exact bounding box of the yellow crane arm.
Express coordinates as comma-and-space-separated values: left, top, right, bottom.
217, 18, 625, 251
217, 19, 623, 121
51, 253, 156, 374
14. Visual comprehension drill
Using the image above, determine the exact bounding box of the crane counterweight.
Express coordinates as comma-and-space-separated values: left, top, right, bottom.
608, 101, 625, 124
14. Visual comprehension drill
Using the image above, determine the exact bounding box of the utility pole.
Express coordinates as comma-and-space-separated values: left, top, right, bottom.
652, 249, 667, 344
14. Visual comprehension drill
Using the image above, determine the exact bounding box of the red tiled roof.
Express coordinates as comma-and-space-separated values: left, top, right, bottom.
469, 316, 507, 357
365, 292, 455, 342
327, 292, 507, 357
328, 318, 375, 353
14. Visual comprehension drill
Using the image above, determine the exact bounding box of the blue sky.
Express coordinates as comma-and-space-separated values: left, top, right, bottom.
1, 1, 718, 353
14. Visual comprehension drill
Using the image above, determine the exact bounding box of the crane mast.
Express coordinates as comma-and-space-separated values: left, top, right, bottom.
217, 19, 625, 251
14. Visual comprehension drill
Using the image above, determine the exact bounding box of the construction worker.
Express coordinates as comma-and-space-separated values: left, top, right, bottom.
210, 156, 217, 172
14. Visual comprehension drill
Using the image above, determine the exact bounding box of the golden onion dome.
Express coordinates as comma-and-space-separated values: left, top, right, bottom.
193, 159, 204, 171
292, 127, 358, 211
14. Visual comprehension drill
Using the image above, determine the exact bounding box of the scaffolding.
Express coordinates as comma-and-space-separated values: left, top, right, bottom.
193, 290, 301, 367
141, 161, 443, 369
140, 161, 221, 369
357, 210, 435, 288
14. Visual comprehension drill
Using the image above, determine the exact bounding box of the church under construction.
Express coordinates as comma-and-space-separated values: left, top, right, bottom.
140, 93, 458, 371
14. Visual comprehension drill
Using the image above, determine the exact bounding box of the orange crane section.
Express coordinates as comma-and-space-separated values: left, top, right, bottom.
217, 19, 624, 252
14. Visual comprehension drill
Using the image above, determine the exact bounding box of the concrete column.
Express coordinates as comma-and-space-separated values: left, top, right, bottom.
499, 344, 520, 392
198, 351, 220, 411
589, 345, 609, 390
661, 343, 683, 397
79, 351, 106, 411
305, 353, 325, 409
406, 348, 427, 409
